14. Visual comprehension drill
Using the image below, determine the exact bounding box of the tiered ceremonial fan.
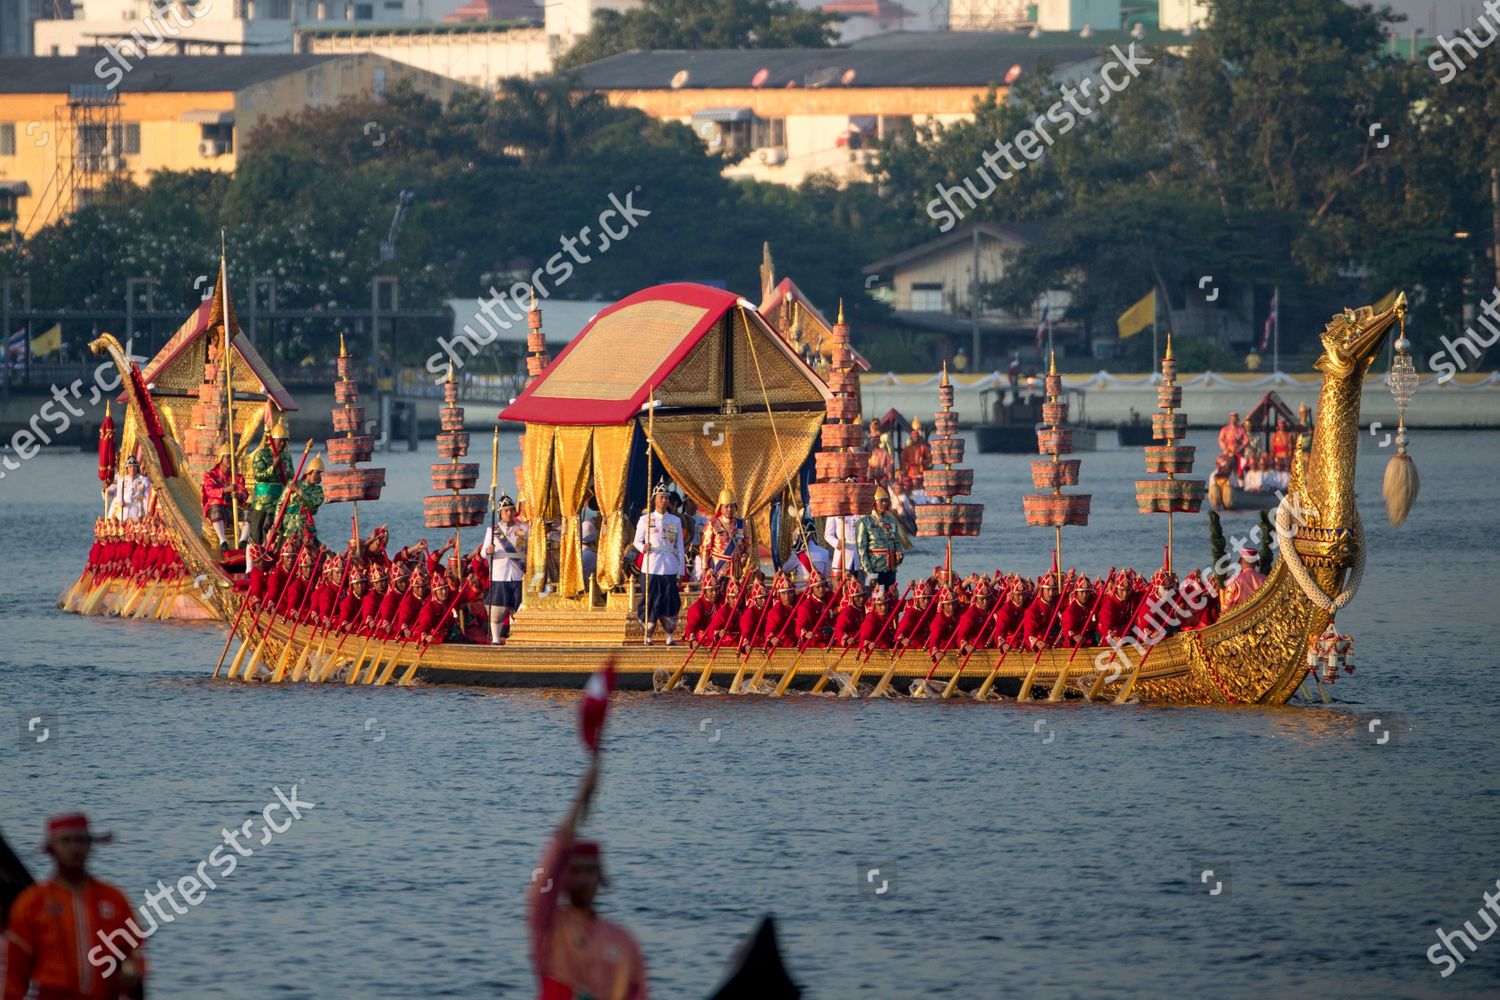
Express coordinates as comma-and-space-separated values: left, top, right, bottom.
322, 334, 386, 535
424, 365, 487, 532
1134, 336, 1204, 571
915, 363, 983, 572
515, 291, 550, 499
806, 302, 873, 539
1022, 353, 1090, 580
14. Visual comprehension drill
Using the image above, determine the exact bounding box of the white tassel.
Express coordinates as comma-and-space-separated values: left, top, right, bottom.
1382, 451, 1419, 527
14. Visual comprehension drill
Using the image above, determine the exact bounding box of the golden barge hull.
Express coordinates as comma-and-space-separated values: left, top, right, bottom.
88, 288, 1400, 706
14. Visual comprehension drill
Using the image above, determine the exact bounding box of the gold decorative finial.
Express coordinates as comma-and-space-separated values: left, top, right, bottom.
446, 361, 455, 384
1164, 333, 1174, 363
837, 298, 845, 324
529, 284, 537, 311
941, 359, 950, 386
1048, 350, 1057, 376
338, 331, 347, 357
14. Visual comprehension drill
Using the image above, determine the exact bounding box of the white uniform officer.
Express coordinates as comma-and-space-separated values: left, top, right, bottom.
481, 494, 528, 644
104, 454, 152, 521
632, 480, 686, 645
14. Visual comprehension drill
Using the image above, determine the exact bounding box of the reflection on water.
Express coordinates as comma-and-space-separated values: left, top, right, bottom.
2, 435, 1499, 998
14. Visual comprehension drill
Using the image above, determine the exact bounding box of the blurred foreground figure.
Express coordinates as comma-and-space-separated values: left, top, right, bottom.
4, 814, 145, 1000
528, 758, 647, 1000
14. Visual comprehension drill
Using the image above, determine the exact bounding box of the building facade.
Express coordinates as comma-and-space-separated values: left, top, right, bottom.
0, 52, 469, 236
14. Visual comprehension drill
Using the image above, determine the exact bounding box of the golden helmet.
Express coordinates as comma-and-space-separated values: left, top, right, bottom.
716, 487, 736, 509
216, 442, 232, 462
873, 486, 890, 502
270, 415, 289, 440
306, 452, 324, 473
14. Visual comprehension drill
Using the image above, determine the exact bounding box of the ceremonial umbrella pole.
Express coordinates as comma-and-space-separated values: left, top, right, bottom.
839, 580, 914, 697
1136, 336, 1204, 574
97, 401, 116, 515
1021, 353, 1090, 596
913, 361, 983, 617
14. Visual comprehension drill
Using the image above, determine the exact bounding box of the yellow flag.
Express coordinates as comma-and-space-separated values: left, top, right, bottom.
30, 322, 62, 357
1372, 289, 1400, 314
1116, 291, 1156, 339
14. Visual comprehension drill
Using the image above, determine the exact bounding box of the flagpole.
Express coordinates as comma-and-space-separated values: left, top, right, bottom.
221, 233, 241, 548
1272, 285, 1280, 374
1151, 289, 1159, 381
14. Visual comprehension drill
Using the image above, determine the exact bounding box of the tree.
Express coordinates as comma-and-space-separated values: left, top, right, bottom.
557, 0, 837, 70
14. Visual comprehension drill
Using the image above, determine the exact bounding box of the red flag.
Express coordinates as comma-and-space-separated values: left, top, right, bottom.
580, 657, 615, 754
97, 403, 116, 484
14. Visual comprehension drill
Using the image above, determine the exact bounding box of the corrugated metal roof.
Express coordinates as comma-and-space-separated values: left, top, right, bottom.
0, 55, 344, 95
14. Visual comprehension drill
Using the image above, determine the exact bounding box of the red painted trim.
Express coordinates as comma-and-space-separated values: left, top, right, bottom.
500, 283, 742, 426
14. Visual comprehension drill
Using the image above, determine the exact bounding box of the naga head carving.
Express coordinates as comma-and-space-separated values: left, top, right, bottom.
1315, 292, 1406, 379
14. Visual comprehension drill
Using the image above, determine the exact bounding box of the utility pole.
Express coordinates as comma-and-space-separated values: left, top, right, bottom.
969, 225, 980, 365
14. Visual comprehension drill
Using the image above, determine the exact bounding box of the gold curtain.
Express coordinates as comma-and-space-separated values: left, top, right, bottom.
522, 424, 556, 587
649, 410, 822, 559
591, 422, 634, 591
551, 426, 594, 598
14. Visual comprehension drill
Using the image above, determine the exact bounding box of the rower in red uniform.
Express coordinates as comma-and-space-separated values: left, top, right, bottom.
372, 561, 407, 638
1130, 569, 1179, 641
893, 580, 935, 651
1181, 569, 1220, 629
307, 553, 342, 628
954, 580, 997, 655
396, 569, 428, 638
857, 584, 896, 650
988, 578, 1028, 649
264, 539, 298, 609
1057, 578, 1097, 646
925, 587, 962, 655
414, 571, 453, 644
831, 580, 867, 648
280, 546, 315, 618
1095, 573, 1135, 642
336, 563, 368, 632
759, 573, 798, 650
705, 577, 741, 647
736, 579, 769, 654
794, 572, 834, 647
1019, 575, 1061, 650
361, 525, 392, 567
681, 574, 722, 647
358, 562, 387, 634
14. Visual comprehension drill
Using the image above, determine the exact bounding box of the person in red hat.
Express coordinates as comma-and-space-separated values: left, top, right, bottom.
1220, 547, 1267, 611
529, 759, 647, 1000
4, 814, 144, 1000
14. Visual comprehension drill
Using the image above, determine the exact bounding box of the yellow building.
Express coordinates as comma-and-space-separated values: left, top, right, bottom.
570, 35, 1099, 187
0, 53, 469, 236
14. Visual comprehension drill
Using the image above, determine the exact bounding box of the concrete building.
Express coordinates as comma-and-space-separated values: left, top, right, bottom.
1036, 0, 1121, 32
0, 53, 469, 236
31, 1, 476, 58
2, 0, 52, 56
820, 0, 920, 43
569, 34, 1098, 187
1158, 0, 1210, 32
297, 19, 549, 88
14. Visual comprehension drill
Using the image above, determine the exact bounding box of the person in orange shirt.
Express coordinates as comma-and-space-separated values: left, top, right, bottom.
4, 814, 144, 1000
528, 759, 647, 1000
1220, 547, 1268, 611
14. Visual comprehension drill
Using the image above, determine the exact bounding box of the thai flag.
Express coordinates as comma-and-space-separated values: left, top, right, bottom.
579, 657, 615, 755
1035, 302, 1050, 353
1260, 287, 1278, 352
5, 328, 25, 360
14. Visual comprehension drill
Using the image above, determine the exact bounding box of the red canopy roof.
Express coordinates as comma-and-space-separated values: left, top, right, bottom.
501, 282, 826, 425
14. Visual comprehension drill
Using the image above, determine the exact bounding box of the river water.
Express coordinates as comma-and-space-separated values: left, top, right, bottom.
2, 431, 1498, 998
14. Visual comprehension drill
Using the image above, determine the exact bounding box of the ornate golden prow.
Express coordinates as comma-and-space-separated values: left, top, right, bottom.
1299, 294, 1406, 543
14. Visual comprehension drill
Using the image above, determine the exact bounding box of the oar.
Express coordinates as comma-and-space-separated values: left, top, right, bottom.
870, 594, 937, 698
769, 593, 839, 698
389, 588, 468, 686
213, 558, 264, 677
661, 575, 731, 692
942, 586, 1015, 699
734, 584, 811, 694
839, 581, 914, 697
695, 571, 754, 694
271, 553, 327, 683
727, 590, 777, 693
1048, 572, 1114, 703
1016, 588, 1068, 701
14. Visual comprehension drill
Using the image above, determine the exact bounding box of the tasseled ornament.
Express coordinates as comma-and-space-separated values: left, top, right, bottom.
1383, 441, 1419, 527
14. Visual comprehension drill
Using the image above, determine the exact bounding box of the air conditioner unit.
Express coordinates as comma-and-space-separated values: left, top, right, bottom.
755, 146, 787, 166
198, 140, 228, 157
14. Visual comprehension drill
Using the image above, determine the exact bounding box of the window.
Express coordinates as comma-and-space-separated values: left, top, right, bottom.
0, 124, 14, 156
111, 122, 140, 155
880, 115, 914, 143
200, 123, 234, 155
77, 123, 108, 171
354, 3, 373, 18
384, 0, 404, 7
372, 67, 387, 102
751, 116, 784, 149
909, 282, 944, 313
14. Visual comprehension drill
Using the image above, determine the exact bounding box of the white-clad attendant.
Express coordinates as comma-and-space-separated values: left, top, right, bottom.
632, 480, 686, 645
481, 494, 528, 645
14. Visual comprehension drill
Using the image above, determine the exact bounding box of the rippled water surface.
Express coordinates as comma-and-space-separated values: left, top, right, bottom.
3, 432, 1498, 999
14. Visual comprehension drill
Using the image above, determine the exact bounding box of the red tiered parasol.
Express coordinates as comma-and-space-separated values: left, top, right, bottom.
97, 401, 116, 486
